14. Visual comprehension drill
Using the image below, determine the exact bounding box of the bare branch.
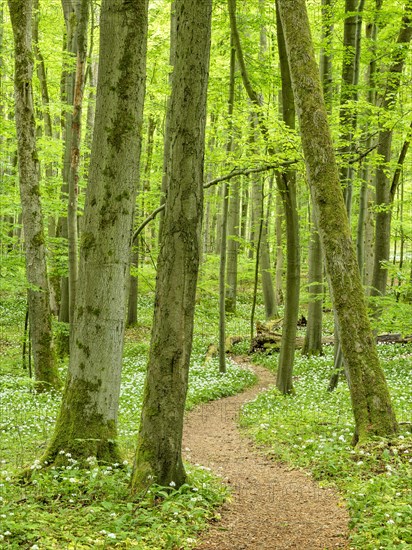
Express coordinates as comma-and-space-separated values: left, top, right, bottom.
133, 159, 299, 242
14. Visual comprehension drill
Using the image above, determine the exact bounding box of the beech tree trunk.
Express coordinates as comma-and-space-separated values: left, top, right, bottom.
260, 176, 277, 320
303, 0, 330, 356
67, 0, 89, 323
44, 0, 148, 463
132, 0, 212, 490
302, 214, 323, 356
58, 0, 76, 324
275, 2, 300, 394
277, 0, 398, 443
8, 0, 59, 392
371, 4, 412, 299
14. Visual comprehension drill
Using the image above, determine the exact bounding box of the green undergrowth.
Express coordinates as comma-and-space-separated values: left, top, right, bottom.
0, 294, 255, 548
0, 458, 228, 549
241, 346, 412, 549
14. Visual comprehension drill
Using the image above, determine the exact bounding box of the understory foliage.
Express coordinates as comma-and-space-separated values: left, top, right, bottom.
0, 295, 255, 548
0, 460, 227, 549
241, 347, 412, 549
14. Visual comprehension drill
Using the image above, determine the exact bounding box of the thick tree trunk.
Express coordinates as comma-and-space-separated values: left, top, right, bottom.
44, 0, 148, 463
277, 0, 398, 443
8, 0, 59, 392
132, 0, 212, 490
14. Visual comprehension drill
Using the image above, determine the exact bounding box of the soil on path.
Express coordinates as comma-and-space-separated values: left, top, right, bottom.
183, 359, 349, 550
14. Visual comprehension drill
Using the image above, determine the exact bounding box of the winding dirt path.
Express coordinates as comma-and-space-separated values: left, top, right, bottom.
183, 359, 349, 549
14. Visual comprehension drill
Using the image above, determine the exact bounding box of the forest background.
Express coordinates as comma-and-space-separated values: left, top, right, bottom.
1, 0, 412, 548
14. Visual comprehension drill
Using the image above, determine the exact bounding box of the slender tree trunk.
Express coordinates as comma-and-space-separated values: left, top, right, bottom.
127, 247, 139, 327
356, 6, 381, 281
339, 0, 364, 216
260, 175, 277, 319
331, 0, 365, 382
371, 4, 412, 300
226, 176, 240, 313
228, 0, 300, 392
67, 0, 89, 323
302, 211, 323, 356
44, 0, 148, 463
275, 2, 300, 394
240, 179, 249, 242
277, 0, 398, 443
132, 0, 212, 490
219, 33, 236, 372
157, 1, 176, 242
275, 193, 284, 306
303, 0, 332, 356
32, 0, 60, 316
58, 0, 76, 324
8, 0, 59, 391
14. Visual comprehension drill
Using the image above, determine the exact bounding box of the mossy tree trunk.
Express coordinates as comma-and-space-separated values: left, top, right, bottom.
8, 0, 60, 392
277, 0, 398, 443
44, 0, 148, 463
132, 0, 212, 491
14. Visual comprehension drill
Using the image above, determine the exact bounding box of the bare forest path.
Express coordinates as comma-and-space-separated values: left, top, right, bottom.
183, 359, 349, 550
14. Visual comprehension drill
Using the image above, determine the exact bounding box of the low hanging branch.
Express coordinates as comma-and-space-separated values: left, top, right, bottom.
132, 159, 298, 242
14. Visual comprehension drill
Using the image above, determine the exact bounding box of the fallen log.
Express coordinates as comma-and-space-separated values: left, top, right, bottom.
250, 331, 412, 354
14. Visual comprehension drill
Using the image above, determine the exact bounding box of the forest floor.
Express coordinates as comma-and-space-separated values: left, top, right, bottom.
183, 358, 349, 550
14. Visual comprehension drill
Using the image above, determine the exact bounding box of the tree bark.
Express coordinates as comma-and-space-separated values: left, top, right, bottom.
277, 0, 398, 443
302, 212, 323, 356
306, 0, 331, 357
371, 3, 412, 300
8, 0, 59, 392
219, 33, 236, 372
275, 1, 300, 394
260, 175, 277, 319
67, 0, 89, 323
132, 0, 212, 490
58, 0, 76, 324
44, 0, 148, 463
